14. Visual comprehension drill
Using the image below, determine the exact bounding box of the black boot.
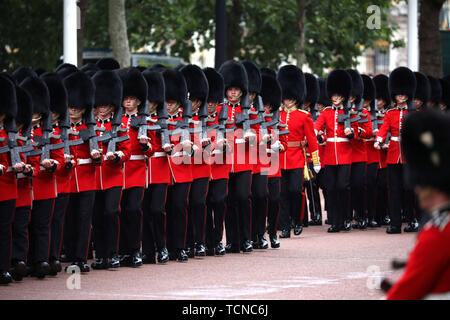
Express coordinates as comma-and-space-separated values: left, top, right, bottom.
157, 247, 169, 264
279, 229, 290, 238
269, 234, 280, 248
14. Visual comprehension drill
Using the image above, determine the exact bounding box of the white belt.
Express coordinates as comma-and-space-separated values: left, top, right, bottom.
40, 166, 47, 171
151, 152, 167, 158
266, 149, 276, 154
235, 138, 245, 144
212, 149, 224, 155
6, 166, 13, 173
130, 154, 145, 160
363, 138, 375, 142
77, 158, 92, 165
327, 137, 349, 143
17, 173, 27, 179
391, 136, 400, 142
171, 151, 189, 158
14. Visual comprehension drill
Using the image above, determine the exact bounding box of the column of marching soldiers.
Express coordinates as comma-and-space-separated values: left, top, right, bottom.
0, 57, 450, 285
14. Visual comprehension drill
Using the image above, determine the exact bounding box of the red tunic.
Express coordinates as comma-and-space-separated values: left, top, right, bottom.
266, 111, 288, 178
69, 122, 97, 193
279, 108, 318, 170
208, 104, 232, 181
190, 114, 211, 180
121, 114, 155, 189
95, 119, 130, 191
147, 113, 171, 185
27, 125, 65, 200
15, 136, 34, 207
364, 109, 381, 165
375, 107, 409, 165
52, 125, 73, 195
387, 211, 450, 300
351, 108, 372, 163
167, 110, 193, 184
0, 128, 17, 202
314, 106, 359, 166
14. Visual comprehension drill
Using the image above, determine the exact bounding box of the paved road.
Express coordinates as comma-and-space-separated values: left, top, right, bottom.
0, 223, 416, 300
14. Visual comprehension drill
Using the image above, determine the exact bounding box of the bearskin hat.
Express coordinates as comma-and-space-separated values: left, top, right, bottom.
242, 61, 262, 94
260, 67, 277, 79
15, 85, 33, 130
413, 72, 430, 104
317, 78, 331, 107
389, 67, 416, 104
20, 76, 50, 117
56, 63, 79, 79
91, 70, 123, 110
203, 67, 224, 104
41, 72, 68, 117
361, 74, 375, 102
148, 64, 167, 73
277, 65, 306, 105
427, 76, 442, 106
180, 64, 209, 104
326, 69, 352, 103
117, 67, 148, 107
346, 69, 364, 105
162, 68, 187, 103
12, 67, 37, 85
261, 73, 282, 112
218, 60, 248, 97
0, 72, 17, 86
373, 74, 391, 106
440, 78, 450, 109
141, 69, 165, 106
401, 109, 450, 193
80, 63, 100, 76
96, 57, 120, 70
63, 71, 95, 111
34, 68, 47, 76
0, 75, 17, 118
304, 73, 319, 105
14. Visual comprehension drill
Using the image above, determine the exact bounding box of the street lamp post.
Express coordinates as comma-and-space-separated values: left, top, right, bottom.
64, 0, 78, 65
408, 0, 419, 71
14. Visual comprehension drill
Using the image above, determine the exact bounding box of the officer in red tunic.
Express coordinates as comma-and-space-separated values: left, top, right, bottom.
63, 71, 99, 273
315, 70, 359, 232
260, 71, 287, 248
117, 67, 154, 267
40, 72, 73, 276
218, 60, 255, 253
161, 68, 195, 261
277, 65, 320, 238
375, 67, 417, 234
0, 75, 25, 284
10, 84, 35, 282
373, 74, 391, 226
91, 70, 131, 270
385, 109, 450, 300
180, 65, 211, 257
141, 68, 171, 264
346, 69, 372, 230
21, 76, 65, 278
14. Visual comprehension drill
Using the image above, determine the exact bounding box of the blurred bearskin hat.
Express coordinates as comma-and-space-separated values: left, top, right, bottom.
304, 73, 319, 105
277, 65, 306, 106
218, 60, 249, 98
326, 69, 352, 104
63, 71, 95, 113
389, 66, 416, 105
162, 68, 187, 104
413, 72, 430, 105
20, 76, 50, 117
12, 67, 37, 85
92, 70, 123, 111
346, 69, 364, 106
15, 85, 33, 131
242, 61, 262, 95
373, 74, 391, 107
96, 57, 120, 70
142, 69, 165, 106
261, 73, 282, 112
0, 75, 18, 119
180, 64, 209, 103
117, 67, 148, 109
41, 72, 68, 118
317, 77, 331, 107
203, 67, 224, 104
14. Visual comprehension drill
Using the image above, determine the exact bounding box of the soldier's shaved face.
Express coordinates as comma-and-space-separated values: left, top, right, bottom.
166, 100, 180, 115
226, 87, 242, 103
207, 101, 217, 114
331, 95, 344, 106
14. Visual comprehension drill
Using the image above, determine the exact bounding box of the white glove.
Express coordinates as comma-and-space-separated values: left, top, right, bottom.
270, 140, 281, 152
313, 165, 321, 174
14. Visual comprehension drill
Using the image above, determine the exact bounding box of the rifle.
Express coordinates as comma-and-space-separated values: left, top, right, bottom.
0, 117, 34, 166
353, 98, 368, 124
271, 109, 289, 137
310, 102, 319, 122
156, 101, 172, 153
337, 100, 360, 137
130, 100, 161, 151
166, 98, 193, 156
234, 92, 252, 136
78, 108, 106, 163
370, 99, 379, 133
59, 111, 84, 167
248, 95, 265, 126
27, 114, 65, 163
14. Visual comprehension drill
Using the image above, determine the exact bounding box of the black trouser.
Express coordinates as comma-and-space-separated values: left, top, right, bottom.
317, 167, 328, 214
325, 165, 351, 227
205, 178, 228, 249
376, 167, 389, 221
92, 187, 122, 259
186, 177, 209, 247
278, 168, 303, 230
304, 163, 322, 221
0, 199, 16, 271
251, 173, 268, 240
12, 206, 31, 263
350, 162, 366, 221
366, 163, 378, 221
267, 177, 281, 236
119, 187, 145, 255
166, 182, 190, 251
226, 171, 252, 246
28, 198, 55, 264
142, 183, 168, 255
388, 164, 415, 228
49, 193, 70, 261
64, 191, 95, 262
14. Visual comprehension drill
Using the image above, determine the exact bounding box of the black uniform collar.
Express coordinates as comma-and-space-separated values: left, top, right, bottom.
192, 112, 199, 117
150, 112, 158, 118
71, 121, 83, 127
397, 106, 407, 111
124, 112, 138, 119
52, 122, 59, 129
333, 105, 344, 111
228, 101, 240, 108
33, 123, 41, 130
97, 117, 112, 125
208, 112, 217, 118
168, 112, 180, 120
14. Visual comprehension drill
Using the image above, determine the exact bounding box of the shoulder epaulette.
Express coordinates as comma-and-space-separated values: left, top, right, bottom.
298, 109, 310, 115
